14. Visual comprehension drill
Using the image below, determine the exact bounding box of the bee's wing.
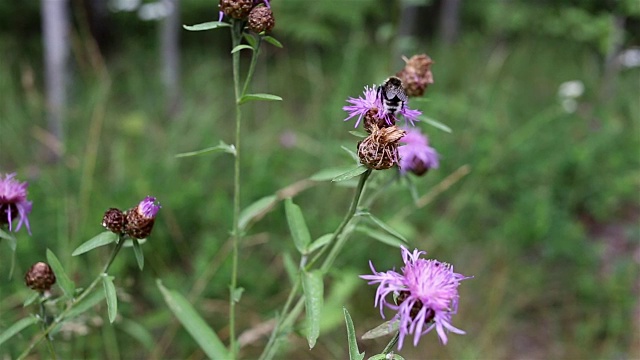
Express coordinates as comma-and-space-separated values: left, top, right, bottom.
386, 86, 408, 101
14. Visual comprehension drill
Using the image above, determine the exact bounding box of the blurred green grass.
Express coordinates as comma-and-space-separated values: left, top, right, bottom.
1, 15, 639, 360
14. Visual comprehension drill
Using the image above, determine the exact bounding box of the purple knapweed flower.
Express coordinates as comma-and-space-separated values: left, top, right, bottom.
124, 196, 161, 239
218, 10, 224, 22
343, 86, 421, 128
398, 128, 439, 176
360, 246, 471, 349
138, 196, 161, 219
0, 173, 32, 234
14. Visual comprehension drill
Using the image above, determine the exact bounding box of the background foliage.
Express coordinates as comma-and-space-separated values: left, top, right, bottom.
1, 0, 638, 358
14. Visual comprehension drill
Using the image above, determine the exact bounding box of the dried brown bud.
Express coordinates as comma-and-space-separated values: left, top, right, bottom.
248, 6, 275, 33
363, 108, 390, 133
25, 262, 56, 292
396, 54, 434, 97
357, 125, 406, 170
219, 0, 253, 19
102, 208, 126, 234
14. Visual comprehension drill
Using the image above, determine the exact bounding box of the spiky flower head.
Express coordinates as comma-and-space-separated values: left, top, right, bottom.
219, 0, 253, 19
25, 262, 56, 292
0, 173, 32, 234
398, 128, 439, 176
125, 196, 161, 239
360, 246, 470, 349
102, 208, 126, 234
248, 5, 275, 33
357, 125, 406, 170
396, 54, 434, 97
343, 86, 421, 130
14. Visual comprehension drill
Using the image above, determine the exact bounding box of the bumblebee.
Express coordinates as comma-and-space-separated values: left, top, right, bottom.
376, 76, 408, 118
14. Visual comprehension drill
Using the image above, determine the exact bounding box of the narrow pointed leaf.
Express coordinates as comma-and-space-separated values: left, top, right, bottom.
183, 21, 230, 31
157, 280, 229, 359
243, 33, 257, 48
72, 231, 118, 256
231, 44, 253, 53
356, 227, 404, 248
420, 115, 452, 133
46, 249, 75, 297
332, 165, 367, 182
348, 130, 368, 138
23, 292, 40, 307
361, 319, 399, 339
120, 319, 155, 350
238, 93, 283, 105
239, 195, 277, 231
363, 213, 408, 243
102, 274, 118, 323
175, 141, 236, 158
310, 167, 357, 182
343, 308, 365, 360
263, 35, 283, 48
340, 145, 359, 162
0, 316, 38, 346
302, 270, 323, 349
308, 233, 333, 253
0, 228, 16, 251
132, 239, 144, 270
285, 198, 311, 253
65, 290, 105, 320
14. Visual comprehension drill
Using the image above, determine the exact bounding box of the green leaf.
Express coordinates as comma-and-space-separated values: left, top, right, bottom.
22, 292, 39, 307
348, 130, 368, 138
119, 319, 155, 350
343, 308, 365, 360
243, 33, 257, 48
263, 35, 283, 48
282, 252, 297, 285
231, 287, 244, 303
65, 290, 105, 320
420, 115, 452, 133
72, 231, 118, 256
46, 249, 75, 297
123, 238, 147, 248
238, 93, 283, 105
0, 316, 38, 346
239, 195, 277, 231
302, 270, 323, 349
285, 198, 311, 254
102, 274, 118, 323
231, 44, 254, 53
132, 239, 144, 271
332, 165, 367, 182
361, 213, 408, 243
356, 227, 405, 248
0, 228, 16, 251
309, 167, 358, 182
157, 280, 229, 359
183, 21, 230, 31
175, 141, 236, 158
341, 145, 359, 162
308, 233, 333, 253
361, 319, 399, 340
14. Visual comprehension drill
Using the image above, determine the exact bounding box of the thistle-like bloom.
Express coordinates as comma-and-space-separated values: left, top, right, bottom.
360, 246, 470, 349
125, 196, 161, 239
343, 86, 421, 128
0, 173, 32, 234
398, 128, 439, 176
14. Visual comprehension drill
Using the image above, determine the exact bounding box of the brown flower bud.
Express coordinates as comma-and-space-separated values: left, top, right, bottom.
102, 208, 126, 234
25, 262, 56, 292
396, 54, 434, 97
357, 125, 406, 170
219, 0, 253, 19
248, 6, 275, 33
124, 197, 160, 239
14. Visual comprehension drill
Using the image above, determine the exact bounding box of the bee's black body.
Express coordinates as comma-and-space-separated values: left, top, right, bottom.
377, 76, 408, 118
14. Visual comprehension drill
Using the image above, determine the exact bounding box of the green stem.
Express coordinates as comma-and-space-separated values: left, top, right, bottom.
382, 331, 400, 354
241, 36, 262, 97
18, 236, 126, 360
228, 19, 245, 360
40, 299, 57, 360
259, 169, 373, 360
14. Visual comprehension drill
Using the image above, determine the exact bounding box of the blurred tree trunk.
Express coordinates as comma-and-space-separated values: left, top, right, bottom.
41, 0, 70, 159
438, 0, 461, 45
161, 0, 182, 118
